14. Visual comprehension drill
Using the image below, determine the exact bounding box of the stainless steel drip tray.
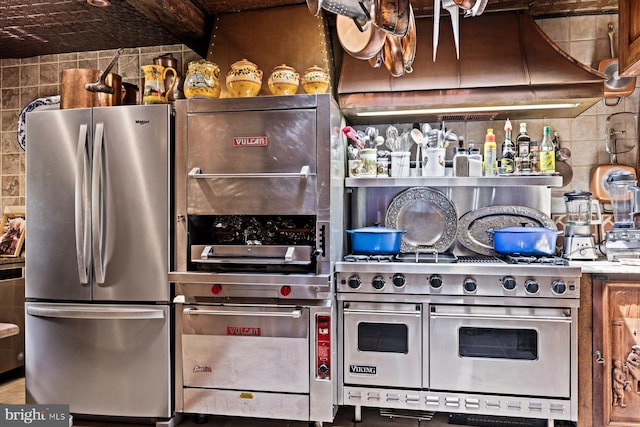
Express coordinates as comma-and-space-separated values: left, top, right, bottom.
191, 244, 312, 265
395, 253, 458, 263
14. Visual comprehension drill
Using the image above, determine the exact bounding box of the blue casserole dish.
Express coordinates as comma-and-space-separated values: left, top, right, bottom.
488, 226, 561, 256
347, 226, 406, 255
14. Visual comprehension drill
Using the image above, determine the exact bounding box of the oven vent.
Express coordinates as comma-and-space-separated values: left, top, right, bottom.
449, 414, 548, 427
438, 113, 497, 122
379, 408, 435, 421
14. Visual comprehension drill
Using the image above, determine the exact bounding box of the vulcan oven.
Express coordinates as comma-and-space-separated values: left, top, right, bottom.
337, 182, 581, 427
170, 95, 345, 425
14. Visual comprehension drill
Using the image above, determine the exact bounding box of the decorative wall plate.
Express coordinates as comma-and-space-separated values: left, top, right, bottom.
385, 187, 457, 253
17, 95, 61, 151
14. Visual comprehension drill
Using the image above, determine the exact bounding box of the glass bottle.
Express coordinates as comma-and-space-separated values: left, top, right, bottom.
467, 140, 482, 177
539, 125, 556, 173
499, 118, 515, 174
530, 140, 539, 172
515, 122, 531, 173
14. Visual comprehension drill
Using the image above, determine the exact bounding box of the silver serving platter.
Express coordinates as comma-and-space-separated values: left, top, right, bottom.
385, 187, 457, 253
457, 205, 556, 256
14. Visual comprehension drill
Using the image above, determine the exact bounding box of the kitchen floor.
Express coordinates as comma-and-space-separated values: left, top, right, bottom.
0, 370, 574, 427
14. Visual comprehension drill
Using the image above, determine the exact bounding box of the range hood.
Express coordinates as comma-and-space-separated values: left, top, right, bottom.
338, 11, 607, 124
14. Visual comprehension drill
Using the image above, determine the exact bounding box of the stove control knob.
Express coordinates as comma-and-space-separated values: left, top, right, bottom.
501, 276, 517, 290
372, 275, 385, 290
525, 279, 540, 294
552, 280, 567, 295
392, 273, 406, 288
347, 275, 361, 289
429, 275, 443, 289
463, 278, 477, 293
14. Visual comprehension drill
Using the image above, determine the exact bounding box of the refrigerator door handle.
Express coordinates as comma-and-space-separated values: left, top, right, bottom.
74, 124, 91, 285
91, 122, 106, 285
26, 305, 165, 320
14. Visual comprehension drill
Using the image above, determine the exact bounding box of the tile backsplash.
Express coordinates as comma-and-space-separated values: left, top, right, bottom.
0, 14, 638, 217
0, 44, 202, 213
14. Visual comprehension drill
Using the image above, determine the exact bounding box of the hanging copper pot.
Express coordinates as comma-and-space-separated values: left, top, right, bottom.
401, 4, 416, 73
374, 0, 410, 36
337, 12, 386, 60
382, 33, 404, 77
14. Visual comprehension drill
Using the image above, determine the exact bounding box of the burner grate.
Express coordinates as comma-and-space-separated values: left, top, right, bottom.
458, 255, 505, 263
506, 255, 569, 265
344, 254, 395, 262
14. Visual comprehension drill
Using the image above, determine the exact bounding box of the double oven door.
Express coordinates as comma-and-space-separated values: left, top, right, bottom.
341, 301, 573, 398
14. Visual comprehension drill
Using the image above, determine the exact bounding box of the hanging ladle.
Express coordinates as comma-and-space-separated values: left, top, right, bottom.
85, 48, 123, 94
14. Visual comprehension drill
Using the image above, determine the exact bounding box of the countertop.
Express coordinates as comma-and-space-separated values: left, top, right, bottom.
570, 258, 640, 275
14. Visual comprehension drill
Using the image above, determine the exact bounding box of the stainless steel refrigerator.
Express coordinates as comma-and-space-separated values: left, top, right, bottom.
25, 104, 172, 419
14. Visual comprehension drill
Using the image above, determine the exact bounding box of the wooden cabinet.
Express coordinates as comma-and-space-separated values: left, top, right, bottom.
592, 275, 640, 426
618, 0, 640, 76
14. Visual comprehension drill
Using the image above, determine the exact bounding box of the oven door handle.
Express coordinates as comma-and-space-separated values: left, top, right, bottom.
184, 307, 302, 318
344, 308, 421, 316
429, 312, 571, 322
188, 166, 310, 179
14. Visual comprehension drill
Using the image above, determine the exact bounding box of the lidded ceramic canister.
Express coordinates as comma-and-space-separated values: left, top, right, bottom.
268, 64, 299, 96
183, 60, 221, 99
226, 59, 263, 97
301, 65, 330, 94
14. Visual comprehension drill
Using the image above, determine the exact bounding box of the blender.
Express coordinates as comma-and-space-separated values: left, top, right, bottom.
563, 190, 598, 260
604, 171, 640, 260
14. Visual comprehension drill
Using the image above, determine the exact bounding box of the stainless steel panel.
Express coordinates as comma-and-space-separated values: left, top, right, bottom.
25, 302, 171, 418
26, 108, 92, 301
342, 302, 422, 388
429, 304, 572, 397
183, 388, 310, 420
92, 105, 171, 302
186, 108, 318, 215
181, 304, 310, 393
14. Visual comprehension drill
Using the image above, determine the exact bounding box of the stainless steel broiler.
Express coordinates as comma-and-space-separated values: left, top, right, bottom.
170, 95, 345, 425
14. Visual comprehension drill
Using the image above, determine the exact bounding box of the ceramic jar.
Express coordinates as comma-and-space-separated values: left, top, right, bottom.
301, 65, 330, 94
268, 64, 299, 96
226, 59, 263, 97
183, 60, 221, 99
141, 64, 177, 104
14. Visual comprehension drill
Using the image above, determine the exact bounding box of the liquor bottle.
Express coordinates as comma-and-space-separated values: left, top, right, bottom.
530, 140, 539, 172
539, 125, 556, 173
483, 128, 497, 176
515, 122, 531, 173
499, 118, 515, 174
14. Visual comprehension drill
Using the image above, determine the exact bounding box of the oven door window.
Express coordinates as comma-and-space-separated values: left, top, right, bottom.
358, 322, 408, 354
459, 327, 537, 360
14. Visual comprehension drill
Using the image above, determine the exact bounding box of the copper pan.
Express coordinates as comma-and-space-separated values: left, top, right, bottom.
401, 4, 416, 73
337, 12, 386, 60
374, 0, 410, 36
383, 33, 404, 77
60, 69, 122, 109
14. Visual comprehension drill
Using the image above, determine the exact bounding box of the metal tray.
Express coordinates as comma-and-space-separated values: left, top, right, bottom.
385, 187, 457, 253
456, 205, 555, 256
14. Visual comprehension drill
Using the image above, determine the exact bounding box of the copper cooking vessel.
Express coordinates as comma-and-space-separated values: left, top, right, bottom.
60, 69, 122, 109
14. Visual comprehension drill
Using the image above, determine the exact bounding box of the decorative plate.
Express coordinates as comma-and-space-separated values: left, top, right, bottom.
17, 95, 61, 151
457, 205, 556, 256
385, 187, 458, 253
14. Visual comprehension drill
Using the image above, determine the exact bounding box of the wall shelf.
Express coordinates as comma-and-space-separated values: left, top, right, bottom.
345, 175, 563, 188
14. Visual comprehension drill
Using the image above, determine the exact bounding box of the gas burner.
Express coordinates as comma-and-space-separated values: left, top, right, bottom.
344, 254, 395, 262
505, 255, 569, 266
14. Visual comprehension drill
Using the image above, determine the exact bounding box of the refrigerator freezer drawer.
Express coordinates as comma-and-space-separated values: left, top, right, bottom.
25, 302, 171, 418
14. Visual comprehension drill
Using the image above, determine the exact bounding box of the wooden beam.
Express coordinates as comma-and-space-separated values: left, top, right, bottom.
124, 0, 211, 56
